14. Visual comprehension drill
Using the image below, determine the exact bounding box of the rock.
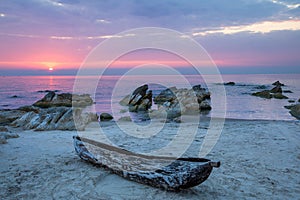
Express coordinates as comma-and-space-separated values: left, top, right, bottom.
283, 90, 293, 93
284, 105, 294, 109
10, 95, 19, 98
100, 113, 113, 121
288, 100, 295, 103
154, 85, 211, 117
289, 104, 300, 119
224, 82, 235, 86
199, 100, 212, 111
0, 132, 19, 144
0, 109, 26, 126
252, 90, 272, 99
33, 92, 93, 108
3, 132, 19, 139
270, 85, 282, 93
153, 87, 177, 105
12, 107, 96, 131
128, 85, 152, 112
273, 93, 288, 99
18, 106, 40, 113
37, 89, 61, 93
298, 98, 300, 103
272, 81, 284, 86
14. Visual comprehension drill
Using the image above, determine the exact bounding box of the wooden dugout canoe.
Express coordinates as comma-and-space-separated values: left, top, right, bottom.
73, 136, 220, 191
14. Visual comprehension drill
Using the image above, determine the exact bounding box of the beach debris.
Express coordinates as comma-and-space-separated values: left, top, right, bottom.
73, 136, 220, 191
33, 91, 93, 108
252, 81, 288, 99
100, 113, 113, 121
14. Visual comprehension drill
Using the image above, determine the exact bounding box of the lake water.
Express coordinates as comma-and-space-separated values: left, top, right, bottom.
0, 74, 299, 121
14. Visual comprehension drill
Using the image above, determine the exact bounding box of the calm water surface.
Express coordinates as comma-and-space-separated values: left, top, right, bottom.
0, 74, 299, 121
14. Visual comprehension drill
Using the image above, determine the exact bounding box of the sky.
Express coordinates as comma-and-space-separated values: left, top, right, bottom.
0, 0, 300, 75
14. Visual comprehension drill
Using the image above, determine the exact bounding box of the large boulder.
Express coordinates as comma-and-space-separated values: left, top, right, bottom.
33, 92, 93, 108
128, 85, 152, 112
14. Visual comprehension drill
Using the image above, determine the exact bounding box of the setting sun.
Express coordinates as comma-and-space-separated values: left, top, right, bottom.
48, 67, 53, 71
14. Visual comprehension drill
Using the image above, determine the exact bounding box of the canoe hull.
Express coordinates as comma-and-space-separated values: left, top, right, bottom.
73, 136, 220, 191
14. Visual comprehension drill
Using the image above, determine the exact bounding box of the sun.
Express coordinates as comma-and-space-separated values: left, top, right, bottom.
48, 67, 54, 71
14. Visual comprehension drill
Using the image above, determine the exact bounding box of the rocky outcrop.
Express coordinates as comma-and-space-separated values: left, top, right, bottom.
224, 82, 235, 86
120, 84, 211, 120
11, 107, 97, 131
128, 85, 152, 112
33, 92, 93, 108
0, 109, 26, 126
154, 85, 211, 117
1, 92, 97, 131
252, 81, 288, 99
287, 104, 300, 120
100, 113, 113, 121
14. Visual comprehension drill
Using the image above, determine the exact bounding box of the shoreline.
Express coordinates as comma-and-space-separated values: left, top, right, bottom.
1, 119, 299, 199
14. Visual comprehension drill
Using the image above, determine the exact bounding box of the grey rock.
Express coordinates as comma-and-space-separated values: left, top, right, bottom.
33, 92, 93, 108
273, 93, 288, 99
252, 90, 272, 99
224, 82, 235, 86
100, 113, 113, 121
128, 85, 152, 112
0, 109, 25, 126
270, 85, 282, 93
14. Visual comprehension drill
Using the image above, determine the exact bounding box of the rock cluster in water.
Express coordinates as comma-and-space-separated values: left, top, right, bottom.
252, 80, 288, 99
120, 84, 211, 120
0, 92, 98, 134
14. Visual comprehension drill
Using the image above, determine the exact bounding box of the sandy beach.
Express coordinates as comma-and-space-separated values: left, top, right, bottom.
1, 119, 299, 199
